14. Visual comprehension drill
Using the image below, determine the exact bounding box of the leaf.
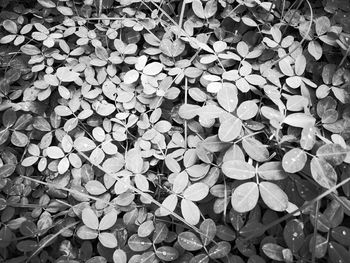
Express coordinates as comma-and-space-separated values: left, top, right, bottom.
309, 234, 328, 258
217, 84, 238, 112
300, 124, 316, 150
46, 146, 64, 159
208, 241, 231, 259
38, 0, 56, 8
172, 171, 189, 193
204, 0, 217, 18
85, 180, 106, 195
310, 157, 337, 189
98, 232, 118, 248
279, 59, 294, 76
82, 208, 99, 230
259, 182, 288, 211
258, 162, 287, 180
242, 137, 269, 162
155, 246, 179, 261
315, 16, 331, 36
231, 182, 259, 213
152, 222, 168, 244
160, 39, 185, 57
124, 69, 139, 84
99, 210, 118, 231
76, 225, 98, 240
159, 194, 178, 216
56, 67, 79, 82
102, 156, 124, 174
218, 115, 242, 142
20, 44, 41, 55
222, 160, 255, 180
331, 226, 350, 246
3, 108, 16, 128
316, 144, 348, 166
283, 219, 305, 253
282, 148, 307, 173
236, 100, 258, 120
0, 164, 16, 178
57, 6, 73, 16
143, 62, 163, 75
128, 234, 152, 252
192, 0, 205, 19
308, 41, 322, 60
178, 231, 203, 251
74, 137, 96, 152
328, 242, 350, 263
294, 55, 306, 76
138, 221, 154, 237
181, 199, 200, 225
283, 113, 316, 128
125, 148, 143, 174
3, 20, 17, 34
262, 243, 284, 261
183, 183, 209, 201
178, 104, 200, 119
113, 249, 127, 263
199, 219, 216, 246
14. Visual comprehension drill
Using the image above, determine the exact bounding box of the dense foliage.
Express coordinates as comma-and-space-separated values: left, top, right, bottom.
0, 0, 350, 262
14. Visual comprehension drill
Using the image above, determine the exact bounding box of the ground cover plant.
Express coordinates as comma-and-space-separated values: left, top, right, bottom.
0, 0, 350, 262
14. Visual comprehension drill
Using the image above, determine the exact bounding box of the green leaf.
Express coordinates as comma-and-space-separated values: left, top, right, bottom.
159, 194, 178, 216
0, 164, 16, 178
308, 41, 322, 60
279, 59, 294, 76
56, 67, 79, 82
128, 234, 152, 252
282, 148, 307, 173
181, 199, 200, 225
3, 20, 17, 34
85, 180, 106, 195
76, 225, 98, 240
242, 137, 269, 162
236, 100, 258, 120
113, 249, 127, 263
316, 144, 348, 166
172, 171, 189, 193
46, 146, 64, 159
143, 62, 163, 76
328, 242, 350, 263
192, 0, 205, 19
155, 246, 179, 261
138, 220, 154, 237
99, 210, 118, 231
98, 232, 118, 248
283, 219, 305, 253
183, 183, 209, 201
125, 148, 143, 174
74, 137, 96, 152
57, 6, 73, 16
20, 44, 41, 55
217, 84, 238, 112
315, 16, 331, 36
218, 115, 242, 142
160, 39, 185, 57
309, 234, 328, 259
258, 162, 287, 180
11, 131, 28, 147
178, 231, 203, 251
199, 219, 216, 246
231, 182, 259, 213
262, 243, 284, 261
222, 160, 255, 180
331, 226, 350, 246
152, 222, 168, 244
3, 108, 16, 128
37, 0, 56, 8
82, 208, 99, 230
310, 157, 337, 189
300, 124, 316, 150
259, 182, 288, 212
124, 69, 139, 84
283, 113, 316, 128
208, 241, 231, 259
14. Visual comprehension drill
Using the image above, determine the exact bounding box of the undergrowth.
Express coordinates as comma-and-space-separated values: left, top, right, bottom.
0, 0, 350, 262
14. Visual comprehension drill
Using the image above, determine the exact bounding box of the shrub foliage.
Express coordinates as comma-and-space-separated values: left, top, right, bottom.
0, 0, 350, 262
